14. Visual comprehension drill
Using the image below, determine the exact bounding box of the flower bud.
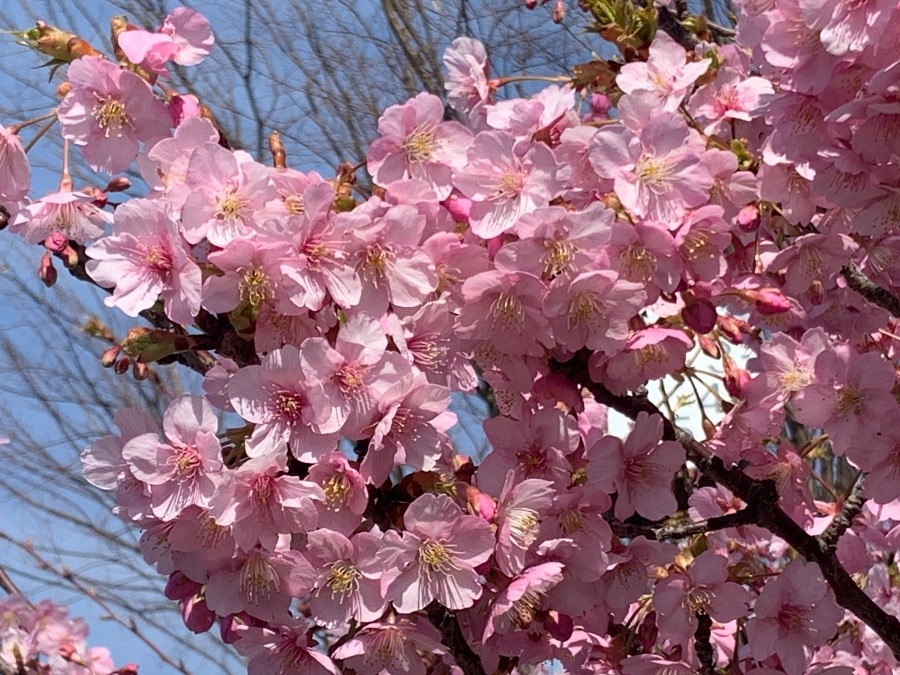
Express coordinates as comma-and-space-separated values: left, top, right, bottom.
182, 594, 216, 634
682, 296, 717, 334
104, 177, 131, 192
697, 333, 720, 359
132, 361, 150, 381
43, 231, 68, 253
752, 288, 791, 314
100, 345, 121, 367
723, 355, 750, 399
736, 204, 760, 232
38, 252, 56, 287
114, 356, 131, 375
61, 245, 80, 268
465, 485, 496, 521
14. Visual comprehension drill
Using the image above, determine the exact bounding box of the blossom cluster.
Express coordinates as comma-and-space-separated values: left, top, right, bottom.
0, 595, 138, 674
0, 1, 899, 674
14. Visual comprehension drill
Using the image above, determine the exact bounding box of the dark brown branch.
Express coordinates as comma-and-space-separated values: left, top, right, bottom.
552, 350, 900, 660
819, 477, 866, 552
657, 6, 699, 50
842, 263, 900, 319
694, 611, 716, 675
425, 604, 486, 675
611, 508, 756, 541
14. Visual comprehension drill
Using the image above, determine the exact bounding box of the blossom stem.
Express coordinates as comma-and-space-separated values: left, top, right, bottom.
22, 117, 57, 154
493, 75, 571, 86
9, 110, 57, 134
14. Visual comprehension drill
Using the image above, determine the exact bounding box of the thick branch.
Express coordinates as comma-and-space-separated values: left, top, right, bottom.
553, 351, 900, 659
611, 508, 756, 540
842, 263, 900, 319
819, 477, 866, 552
694, 611, 716, 675
425, 604, 487, 675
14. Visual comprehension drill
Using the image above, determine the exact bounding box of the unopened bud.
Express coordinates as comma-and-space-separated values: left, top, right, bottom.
61, 245, 79, 268
56, 81, 72, 98
552, 0, 565, 22
465, 485, 496, 521
100, 345, 121, 367
268, 130, 286, 169
18, 21, 102, 62
736, 204, 760, 232
716, 315, 744, 344
808, 280, 824, 305
114, 356, 131, 375
723, 355, 750, 399
121, 327, 179, 363
113, 664, 139, 675
682, 296, 717, 334
441, 192, 471, 223
702, 417, 717, 440
105, 177, 131, 192
752, 288, 792, 314
697, 333, 720, 359
43, 231, 68, 253
132, 361, 150, 381
38, 252, 56, 287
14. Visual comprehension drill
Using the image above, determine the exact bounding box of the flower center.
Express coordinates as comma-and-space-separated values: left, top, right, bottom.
418, 540, 457, 575
336, 362, 368, 393
239, 554, 279, 603
368, 628, 405, 668
559, 508, 584, 535
239, 265, 272, 307
835, 385, 862, 416
542, 240, 575, 278
776, 604, 808, 632
686, 586, 713, 612
491, 291, 525, 329
636, 155, 674, 192
403, 124, 438, 162
511, 589, 542, 628
92, 96, 132, 137
216, 187, 247, 220
568, 292, 601, 329
327, 560, 360, 597
273, 390, 306, 421
506, 508, 540, 548
144, 244, 173, 273
363, 245, 393, 279
322, 473, 351, 510
252, 475, 274, 505
636, 343, 667, 368
620, 244, 657, 283
168, 447, 201, 481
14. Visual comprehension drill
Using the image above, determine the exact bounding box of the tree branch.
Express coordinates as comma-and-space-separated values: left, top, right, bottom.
842, 263, 900, 319
611, 508, 756, 541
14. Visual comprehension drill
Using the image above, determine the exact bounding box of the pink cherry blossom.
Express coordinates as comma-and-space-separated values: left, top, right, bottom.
306, 450, 368, 536
236, 619, 341, 675
57, 56, 171, 174
0, 126, 29, 204
747, 559, 843, 675
11, 189, 111, 244
331, 616, 448, 675
118, 8, 214, 75
493, 471, 554, 576
379, 493, 494, 612
587, 411, 686, 521
85, 198, 201, 325
443, 37, 491, 116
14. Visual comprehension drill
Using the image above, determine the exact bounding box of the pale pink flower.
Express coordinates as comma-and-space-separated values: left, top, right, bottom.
590, 111, 713, 224
332, 616, 447, 675
211, 453, 324, 551
121, 395, 223, 520
587, 411, 685, 521
368, 92, 473, 199
202, 238, 289, 314
861, 436, 900, 505
493, 471, 554, 576
768, 233, 856, 296
542, 270, 646, 354
307, 451, 368, 536
139, 117, 219, 196
539, 485, 613, 582
483, 562, 565, 641
443, 37, 491, 116
118, 8, 214, 75
674, 205, 730, 281
453, 131, 562, 238
228, 344, 341, 460
305, 530, 387, 626
0, 126, 29, 204
181, 143, 277, 245
799, 0, 893, 55
348, 204, 438, 313
11, 190, 111, 244
690, 68, 773, 134
653, 551, 750, 646
86, 198, 201, 325
616, 32, 710, 111
81, 407, 157, 490
746, 560, 843, 675
57, 56, 170, 174
204, 547, 316, 622
361, 371, 453, 485
236, 619, 341, 675
379, 493, 494, 612
485, 84, 577, 138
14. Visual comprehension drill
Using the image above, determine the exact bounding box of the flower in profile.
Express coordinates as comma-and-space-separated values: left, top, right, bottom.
85, 198, 201, 325
11, 190, 111, 244
379, 493, 495, 612
443, 37, 491, 116
746, 560, 843, 675
57, 56, 171, 174
0, 126, 29, 204
118, 8, 214, 75
493, 471, 554, 576
483, 562, 565, 641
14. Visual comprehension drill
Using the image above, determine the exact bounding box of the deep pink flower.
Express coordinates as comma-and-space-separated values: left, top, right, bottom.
483, 562, 565, 641
746, 560, 843, 675
86, 198, 201, 325
331, 616, 447, 675
587, 411, 685, 521
57, 56, 171, 173
211, 453, 324, 551
653, 551, 750, 646
306, 450, 368, 536
379, 493, 494, 612
228, 344, 341, 461
593, 327, 693, 395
